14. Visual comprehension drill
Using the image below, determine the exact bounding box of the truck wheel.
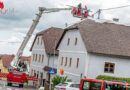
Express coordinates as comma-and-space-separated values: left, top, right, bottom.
21, 84, 23, 88
19, 84, 23, 88
19, 84, 21, 88
10, 83, 12, 86
7, 83, 10, 86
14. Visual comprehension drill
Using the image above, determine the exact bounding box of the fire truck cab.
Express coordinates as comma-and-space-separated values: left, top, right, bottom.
7, 72, 26, 88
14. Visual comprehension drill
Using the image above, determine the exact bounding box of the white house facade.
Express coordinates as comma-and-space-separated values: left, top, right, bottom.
57, 29, 88, 83
56, 19, 130, 83
29, 27, 64, 85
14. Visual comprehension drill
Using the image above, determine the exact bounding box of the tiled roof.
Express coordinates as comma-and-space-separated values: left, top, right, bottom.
1, 54, 14, 67
57, 19, 130, 57
1, 54, 31, 67
30, 27, 64, 54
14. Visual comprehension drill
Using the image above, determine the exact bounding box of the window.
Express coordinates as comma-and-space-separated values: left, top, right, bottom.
83, 81, 101, 90
42, 55, 44, 63
41, 39, 42, 45
39, 55, 41, 62
67, 38, 70, 45
35, 54, 37, 61
76, 58, 79, 68
37, 37, 39, 45
33, 54, 35, 61
105, 83, 126, 90
69, 58, 72, 67
104, 62, 115, 73
65, 57, 67, 66
70, 84, 79, 88
61, 57, 63, 65
75, 37, 78, 45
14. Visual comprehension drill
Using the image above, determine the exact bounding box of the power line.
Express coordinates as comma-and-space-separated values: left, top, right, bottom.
101, 5, 130, 10
93, 4, 130, 19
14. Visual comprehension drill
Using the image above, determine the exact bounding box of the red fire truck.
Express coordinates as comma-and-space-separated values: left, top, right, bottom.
80, 78, 130, 90
7, 72, 26, 88
0, 71, 38, 88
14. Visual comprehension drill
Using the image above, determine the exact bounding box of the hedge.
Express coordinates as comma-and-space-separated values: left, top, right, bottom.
96, 75, 130, 83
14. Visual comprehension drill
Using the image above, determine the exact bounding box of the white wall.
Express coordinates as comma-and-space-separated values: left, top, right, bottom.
48, 55, 58, 68
57, 30, 88, 83
30, 35, 59, 81
30, 35, 48, 79
87, 53, 130, 79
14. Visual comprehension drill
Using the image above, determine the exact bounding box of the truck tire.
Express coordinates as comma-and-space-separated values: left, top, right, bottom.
21, 84, 23, 88
7, 83, 10, 86
19, 84, 23, 88
10, 83, 12, 86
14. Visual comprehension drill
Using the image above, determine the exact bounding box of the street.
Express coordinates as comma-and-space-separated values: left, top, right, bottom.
0, 80, 37, 90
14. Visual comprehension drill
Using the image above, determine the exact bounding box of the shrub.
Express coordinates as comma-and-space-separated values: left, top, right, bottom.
67, 79, 72, 82
96, 75, 130, 83
52, 75, 68, 86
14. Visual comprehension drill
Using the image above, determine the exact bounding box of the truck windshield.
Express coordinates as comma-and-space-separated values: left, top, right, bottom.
105, 83, 126, 90
82, 81, 101, 90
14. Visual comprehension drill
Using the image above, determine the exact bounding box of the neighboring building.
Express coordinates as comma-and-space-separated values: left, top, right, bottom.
0, 54, 14, 73
0, 54, 14, 80
0, 54, 30, 74
20, 56, 31, 66
56, 19, 130, 82
29, 27, 64, 84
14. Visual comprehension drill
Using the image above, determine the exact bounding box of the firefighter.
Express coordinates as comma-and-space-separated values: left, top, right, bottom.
72, 7, 77, 15
77, 3, 82, 16
84, 11, 88, 17
78, 3, 82, 9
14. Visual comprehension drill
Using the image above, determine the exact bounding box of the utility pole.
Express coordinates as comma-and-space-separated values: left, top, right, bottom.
98, 9, 101, 19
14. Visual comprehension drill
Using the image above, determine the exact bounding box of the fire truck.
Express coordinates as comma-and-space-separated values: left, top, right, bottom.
7, 72, 26, 88
80, 78, 130, 90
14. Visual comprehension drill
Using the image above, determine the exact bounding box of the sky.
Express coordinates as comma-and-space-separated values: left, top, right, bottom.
0, 0, 130, 56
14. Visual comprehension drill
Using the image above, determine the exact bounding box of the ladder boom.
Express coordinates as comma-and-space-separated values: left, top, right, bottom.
10, 7, 72, 70
11, 8, 44, 68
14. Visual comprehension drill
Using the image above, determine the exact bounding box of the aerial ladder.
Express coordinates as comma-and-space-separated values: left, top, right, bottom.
10, 7, 72, 72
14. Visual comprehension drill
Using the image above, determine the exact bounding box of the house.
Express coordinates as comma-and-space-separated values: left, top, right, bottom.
29, 27, 64, 84
0, 54, 30, 74
20, 56, 31, 66
56, 19, 130, 82
0, 54, 14, 80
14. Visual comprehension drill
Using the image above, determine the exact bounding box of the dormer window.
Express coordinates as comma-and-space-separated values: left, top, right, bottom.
75, 37, 78, 45
67, 38, 70, 45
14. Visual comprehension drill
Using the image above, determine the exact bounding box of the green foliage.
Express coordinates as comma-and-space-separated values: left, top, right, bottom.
25, 80, 28, 84
96, 75, 130, 83
67, 79, 72, 82
52, 75, 68, 86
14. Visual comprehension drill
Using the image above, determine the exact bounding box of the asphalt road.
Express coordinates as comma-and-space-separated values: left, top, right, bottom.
0, 80, 37, 90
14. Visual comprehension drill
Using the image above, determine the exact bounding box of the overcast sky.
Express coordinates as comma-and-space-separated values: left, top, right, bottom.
0, 0, 130, 56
